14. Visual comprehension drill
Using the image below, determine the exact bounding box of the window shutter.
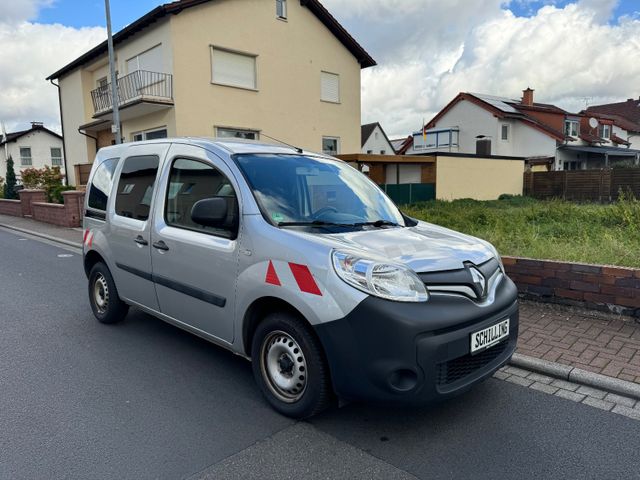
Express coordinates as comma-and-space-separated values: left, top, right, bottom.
212, 49, 256, 89
321, 72, 340, 103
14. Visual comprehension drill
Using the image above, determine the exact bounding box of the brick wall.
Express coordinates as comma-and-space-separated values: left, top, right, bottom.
30, 191, 85, 228
0, 199, 23, 216
503, 256, 640, 317
18, 190, 47, 217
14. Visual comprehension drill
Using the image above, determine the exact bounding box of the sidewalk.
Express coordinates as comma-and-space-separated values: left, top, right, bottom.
1, 213, 638, 387
0, 213, 82, 246
518, 300, 640, 384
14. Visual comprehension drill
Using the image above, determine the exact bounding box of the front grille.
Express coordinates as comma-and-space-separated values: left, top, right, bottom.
436, 341, 508, 386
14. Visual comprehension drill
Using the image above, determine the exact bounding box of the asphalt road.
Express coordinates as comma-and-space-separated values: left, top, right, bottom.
1, 227, 639, 480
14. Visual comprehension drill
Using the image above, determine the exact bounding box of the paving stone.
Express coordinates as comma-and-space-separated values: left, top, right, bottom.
582, 396, 614, 411
493, 370, 510, 381
530, 382, 559, 395
550, 379, 580, 392
555, 389, 586, 403
527, 373, 554, 384
576, 385, 607, 400
505, 375, 534, 387
604, 393, 637, 409
503, 366, 531, 378
611, 405, 640, 421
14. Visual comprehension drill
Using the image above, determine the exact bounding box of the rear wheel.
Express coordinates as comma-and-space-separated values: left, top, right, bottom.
251, 311, 334, 418
88, 262, 129, 324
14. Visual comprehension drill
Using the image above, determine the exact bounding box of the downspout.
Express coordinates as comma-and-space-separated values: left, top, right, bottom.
49, 78, 70, 185
78, 127, 98, 152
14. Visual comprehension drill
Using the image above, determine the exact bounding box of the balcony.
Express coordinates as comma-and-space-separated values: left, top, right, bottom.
90, 70, 173, 119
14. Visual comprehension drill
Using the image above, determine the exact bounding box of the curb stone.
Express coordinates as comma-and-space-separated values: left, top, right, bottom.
0, 223, 82, 249
510, 353, 640, 401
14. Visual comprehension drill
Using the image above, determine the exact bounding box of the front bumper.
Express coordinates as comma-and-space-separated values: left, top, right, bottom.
314, 275, 519, 405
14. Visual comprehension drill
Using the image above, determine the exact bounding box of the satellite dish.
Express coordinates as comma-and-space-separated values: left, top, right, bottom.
588, 117, 599, 129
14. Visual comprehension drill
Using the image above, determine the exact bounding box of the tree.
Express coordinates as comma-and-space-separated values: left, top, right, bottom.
4, 155, 17, 199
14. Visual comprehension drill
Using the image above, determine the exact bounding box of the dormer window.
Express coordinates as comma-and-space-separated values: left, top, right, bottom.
600, 124, 611, 139
276, 0, 287, 19
564, 119, 579, 138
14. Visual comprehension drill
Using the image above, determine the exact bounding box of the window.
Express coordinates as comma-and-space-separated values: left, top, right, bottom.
131, 127, 167, 142
165, 158, 238, 238
414, 129, 459, 150
211, 47, 257, 90
321, 72, 340, 103
19, 147, 32, 166
501, 124, 510, 141
127, 44, 163, 73
87, 158, 118, 212
380, 150, 386, 154
115, 155, 160, 221
601, 124, 611, 139
276, 0, 287, 19
322, 137, 339, 155
51, 147, 63, 166
97, 76, 108, 88
216, 127, 259, 140
564, 119, 579, 138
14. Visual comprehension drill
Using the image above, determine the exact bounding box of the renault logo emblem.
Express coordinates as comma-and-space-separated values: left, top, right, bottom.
468, 265, 487, 299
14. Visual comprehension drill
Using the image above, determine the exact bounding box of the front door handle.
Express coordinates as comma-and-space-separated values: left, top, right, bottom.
152, 240, 169, 251
134, 235, 148, 246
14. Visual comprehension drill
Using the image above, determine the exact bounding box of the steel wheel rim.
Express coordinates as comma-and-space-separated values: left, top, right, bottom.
260, 330, 307, 403
93, 274, 109, 314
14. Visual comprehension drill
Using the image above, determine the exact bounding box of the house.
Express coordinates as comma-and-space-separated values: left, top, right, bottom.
0, 122, 65, 182
400, 88, 640, 171
360, 122, 394, 155
585, 98, 640, 150
47, 0, 376, 185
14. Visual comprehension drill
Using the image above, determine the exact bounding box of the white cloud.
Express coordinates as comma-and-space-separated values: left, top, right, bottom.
324, 0, 640, 138
0, 3, 105, 134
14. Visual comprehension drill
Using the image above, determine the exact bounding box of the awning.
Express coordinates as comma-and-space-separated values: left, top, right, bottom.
78, 119, 110, 133
558, 145, 640, 157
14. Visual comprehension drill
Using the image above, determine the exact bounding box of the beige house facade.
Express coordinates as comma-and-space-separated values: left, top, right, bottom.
48, 0, 375, 186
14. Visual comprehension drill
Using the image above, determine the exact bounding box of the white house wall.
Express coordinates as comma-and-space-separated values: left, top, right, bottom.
0, 131, 64, 182
362, 125, 394, 154
411, 99, 556, 158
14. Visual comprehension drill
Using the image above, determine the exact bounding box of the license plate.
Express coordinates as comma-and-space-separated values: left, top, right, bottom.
470, 319, 510, 354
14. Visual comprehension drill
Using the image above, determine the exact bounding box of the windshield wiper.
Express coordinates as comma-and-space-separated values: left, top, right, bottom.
278, 220, 353, 227
353, 220, 401, 228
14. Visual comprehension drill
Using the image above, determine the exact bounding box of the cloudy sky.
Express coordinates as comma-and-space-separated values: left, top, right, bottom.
1, 0, 639, 138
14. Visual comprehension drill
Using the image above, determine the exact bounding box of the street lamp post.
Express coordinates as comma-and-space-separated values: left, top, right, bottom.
105, 0, 121, 144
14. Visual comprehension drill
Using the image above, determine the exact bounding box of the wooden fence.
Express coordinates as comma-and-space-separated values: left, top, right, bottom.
524, 169, 640, 201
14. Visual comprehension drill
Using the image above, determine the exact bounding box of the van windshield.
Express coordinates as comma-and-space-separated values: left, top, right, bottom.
234, 153, 405, 229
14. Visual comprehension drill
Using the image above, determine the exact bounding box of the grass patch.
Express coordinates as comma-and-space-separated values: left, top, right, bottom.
403, 195, 640, 268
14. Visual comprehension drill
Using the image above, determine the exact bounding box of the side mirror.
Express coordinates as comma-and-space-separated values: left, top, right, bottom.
191, 197, 228, 228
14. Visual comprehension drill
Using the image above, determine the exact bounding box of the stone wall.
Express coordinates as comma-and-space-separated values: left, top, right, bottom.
503, 256, 640, 317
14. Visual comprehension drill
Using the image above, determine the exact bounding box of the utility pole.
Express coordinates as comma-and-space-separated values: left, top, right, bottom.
105, 0, 121, 144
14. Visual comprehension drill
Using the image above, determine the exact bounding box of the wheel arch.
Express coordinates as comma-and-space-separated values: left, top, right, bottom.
84, 250, 106, 278
242, 296, 310, 357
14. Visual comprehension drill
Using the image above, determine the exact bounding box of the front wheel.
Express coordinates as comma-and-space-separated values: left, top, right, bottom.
88, 262, 129, 324
251, 312, 334, 418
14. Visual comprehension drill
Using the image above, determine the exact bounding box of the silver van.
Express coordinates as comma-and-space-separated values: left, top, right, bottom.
83, 138, 518, 418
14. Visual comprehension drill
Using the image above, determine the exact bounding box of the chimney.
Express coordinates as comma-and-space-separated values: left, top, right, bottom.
31, 121, 43, 129
522, 88, 534, 107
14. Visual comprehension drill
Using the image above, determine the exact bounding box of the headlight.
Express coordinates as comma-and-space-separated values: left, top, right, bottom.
332, 251, 428, 302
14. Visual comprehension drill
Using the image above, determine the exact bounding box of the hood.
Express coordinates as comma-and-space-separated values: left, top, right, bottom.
294, 221, 495, 272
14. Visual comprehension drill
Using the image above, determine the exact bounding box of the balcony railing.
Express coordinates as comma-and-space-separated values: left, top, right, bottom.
90, 70, 173, 115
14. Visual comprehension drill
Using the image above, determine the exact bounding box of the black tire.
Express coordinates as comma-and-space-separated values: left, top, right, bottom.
88, 262, 129, 324
251, 311, 334, 418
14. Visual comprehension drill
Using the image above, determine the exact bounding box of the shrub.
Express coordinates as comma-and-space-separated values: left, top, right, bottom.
48, 185, 76, 204
0, 176, 4, 199
21, 167, 43, 189
17, 166, 64, 202
4, 156, 17, 199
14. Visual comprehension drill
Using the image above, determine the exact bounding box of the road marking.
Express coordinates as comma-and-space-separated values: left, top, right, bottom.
57, 254, 74, 258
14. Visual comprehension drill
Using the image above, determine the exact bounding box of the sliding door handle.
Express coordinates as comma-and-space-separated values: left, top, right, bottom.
152, 240, 169, 251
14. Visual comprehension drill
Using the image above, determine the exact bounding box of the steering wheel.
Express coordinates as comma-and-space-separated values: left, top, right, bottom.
312, 206, 338, 219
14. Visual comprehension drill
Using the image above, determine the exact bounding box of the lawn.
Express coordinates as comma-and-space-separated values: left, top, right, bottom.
403, 195, 640, 268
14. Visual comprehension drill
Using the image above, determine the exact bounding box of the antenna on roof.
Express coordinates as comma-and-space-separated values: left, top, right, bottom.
581, 96, 593, 108
260, 133, 304, 154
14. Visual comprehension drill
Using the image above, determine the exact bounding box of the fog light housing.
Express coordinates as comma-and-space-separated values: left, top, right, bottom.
388, 369, 419, 392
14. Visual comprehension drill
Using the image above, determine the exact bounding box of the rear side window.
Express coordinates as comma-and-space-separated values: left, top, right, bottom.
115, 155, 159, 221
165, 158, 238, 237
87, 158, 118, 212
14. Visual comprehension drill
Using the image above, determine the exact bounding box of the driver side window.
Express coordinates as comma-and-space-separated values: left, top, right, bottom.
165, 158, 238, 238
